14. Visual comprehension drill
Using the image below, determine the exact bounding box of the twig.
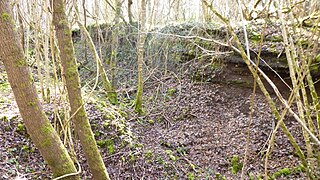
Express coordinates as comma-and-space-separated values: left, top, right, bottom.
150, 31, 230, 48
52, 161, 81, 180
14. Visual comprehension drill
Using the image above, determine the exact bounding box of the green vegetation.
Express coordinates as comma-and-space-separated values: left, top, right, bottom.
1, 12, 10, 21
145, 150, 154, 163
165, 150, 177, 161
156, 156, 165, 165
272, 168, 291, 179
243, 165, 305, 180
269, 35, 283, 42
0, 82, 10, 91
148, 119, 155, 125
315, 53, 320, 62
160, 139, 172, 148
1, 116, 8, 122
167, 88, 177, 96
17, 123, 26, 133
176, 146, 189, 156
97, 138, 116, 154
215, 172, 226, 180
249, 172, 255, 180
22, 145, 35, 153
187, 172, 195, 180
249, 31, 261, 42
269, 165, 305, 180
230, 155, 243, 174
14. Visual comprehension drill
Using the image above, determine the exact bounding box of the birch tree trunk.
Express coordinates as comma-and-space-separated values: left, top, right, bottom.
52, 0, 110, 179
0, 1, 79, 179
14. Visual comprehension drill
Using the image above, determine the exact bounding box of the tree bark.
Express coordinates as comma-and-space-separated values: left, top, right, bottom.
128, 0, 133, 24
52, 0, 110, 179
201, 1, 211, 23
135, 0, 147, 114
0, 1, 79, 179
109, 0, 122, 103
114, 0, 122, 23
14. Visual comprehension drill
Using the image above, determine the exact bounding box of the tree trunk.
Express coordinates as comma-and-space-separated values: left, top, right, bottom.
82, 0, 88, 62
52, 0, 110, 179
135, 0, 147, 114
109, 0, 122, 101
175, 0, 180, 21
128, 0, 133, 24
201, 1, 211, 23
114, 0, 122, 23
0, 1, 79, 179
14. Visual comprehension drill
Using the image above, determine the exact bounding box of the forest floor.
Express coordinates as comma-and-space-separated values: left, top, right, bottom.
0, 61, 307, 179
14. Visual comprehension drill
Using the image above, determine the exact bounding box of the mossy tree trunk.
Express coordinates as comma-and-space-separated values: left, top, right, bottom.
135, 0, 147, 114
108, 0, 122, 104
0, 1, 79, 179
52, 0, 110, 179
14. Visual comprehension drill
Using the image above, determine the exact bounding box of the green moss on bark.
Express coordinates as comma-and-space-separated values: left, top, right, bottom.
135, 89, 144, 114
53, 0, 110, 178
16, 59, 27, 67
2, 12, 10, 21
59, 19, 68, 26
38, 125, 55, 148
27, 101, 36, 106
